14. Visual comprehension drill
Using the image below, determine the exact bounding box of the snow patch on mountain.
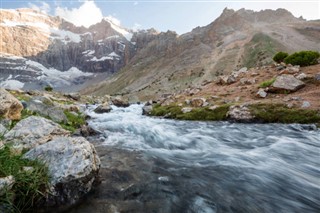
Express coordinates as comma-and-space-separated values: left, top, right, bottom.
103, 17, 133, 41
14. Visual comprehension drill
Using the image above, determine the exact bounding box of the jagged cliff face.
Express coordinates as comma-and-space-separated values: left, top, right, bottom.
83, 8, 320, 100
0, 8, 135, 91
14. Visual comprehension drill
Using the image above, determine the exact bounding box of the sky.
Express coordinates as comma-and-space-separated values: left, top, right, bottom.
1, 0, 319, 34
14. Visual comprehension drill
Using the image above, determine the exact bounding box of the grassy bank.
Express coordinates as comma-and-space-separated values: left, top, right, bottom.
0, 145, 49, 212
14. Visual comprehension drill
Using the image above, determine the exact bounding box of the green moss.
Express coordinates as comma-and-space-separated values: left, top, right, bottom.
259, 78, 275, 88
150, 104, 230, 121
60, 111, 85, 132
0, 145, 50, 212
249, 103, 320, 124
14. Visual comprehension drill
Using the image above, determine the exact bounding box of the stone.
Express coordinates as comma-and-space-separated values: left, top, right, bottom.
181, 107, 193, 113
94, 103, 112, 114
256, 89, 267, 98
185, 99, 191, 105
190, 98, 207, 107
26, 97, 68, 123
296, 73, 307, 80
209, 105, 218, 110
0, 88, 23, 120
0, 176, 15, 196
111, 97, 129, 108
227, 105, 254, 122
4, 116, 69, 150
301, 101, 311, 108
315, 73, 320, 81
64, 93, 80, 101
218, 75, 236, 85
269, 74, 305, 93
142, 105, 153, 115
0, 141, 4, 150
0, 124, 7, 136
22, 166, 34, 173
24, 136, 100, 207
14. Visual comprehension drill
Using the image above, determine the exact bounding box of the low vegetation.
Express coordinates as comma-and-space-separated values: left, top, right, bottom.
259, 78, 275, 88
272, 51, 288, 63
249, 103, 320, 124
60, 110, 86, 132
150, 104, 230, 121
0, 145, 49, 212
44, 85, 53, 92
273, 50, 320, 66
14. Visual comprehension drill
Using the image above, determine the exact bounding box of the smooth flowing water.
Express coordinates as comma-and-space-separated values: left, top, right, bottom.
81, 104, 320, 213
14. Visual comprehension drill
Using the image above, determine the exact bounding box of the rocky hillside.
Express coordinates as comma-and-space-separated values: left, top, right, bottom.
83, 8, 320, 100
0, 8, 136, 91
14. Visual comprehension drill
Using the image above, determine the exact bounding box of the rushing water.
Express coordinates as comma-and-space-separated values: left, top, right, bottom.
84, 104, 320, 213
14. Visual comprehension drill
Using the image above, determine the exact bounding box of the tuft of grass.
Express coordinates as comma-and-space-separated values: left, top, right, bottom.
60, 111, 86, 132
9, 109, 40, 130
259, 78, 275, 88
0, 145, 50, 212
150, 104, 230, 121
249, 103, 320, 124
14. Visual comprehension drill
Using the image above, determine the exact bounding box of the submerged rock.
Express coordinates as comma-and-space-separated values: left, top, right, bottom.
24, 136, 100, 208
0, 88, 23, 120
142, 105, 153, 115
4, 116, 69, 149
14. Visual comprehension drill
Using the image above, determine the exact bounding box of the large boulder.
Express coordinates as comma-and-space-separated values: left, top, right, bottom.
24, 136, 100, 207
111, 96, 129, 107
94, 103, 112, 114
269, 74, 305, 93
227, 105, 254, 122
0, 88, 23, 120
26, 97, 68, 123
4, 116, 69, 149
218, 75, 236, 85
142, 105, 153, 115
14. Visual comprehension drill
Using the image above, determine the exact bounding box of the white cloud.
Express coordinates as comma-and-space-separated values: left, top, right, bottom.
28, 1, 51, 14
55, 0, 103, 28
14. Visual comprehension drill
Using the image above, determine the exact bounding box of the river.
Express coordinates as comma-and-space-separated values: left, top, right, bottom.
71, 104, 320, 213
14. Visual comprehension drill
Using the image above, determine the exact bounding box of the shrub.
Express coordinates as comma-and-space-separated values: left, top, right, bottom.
284, 51, 320, 66
259, 78, 275, 88
273, 51, 289, 63
44, 85, 53, 92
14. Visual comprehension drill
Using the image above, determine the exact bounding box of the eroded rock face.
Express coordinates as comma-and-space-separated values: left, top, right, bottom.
269, 74, 305, 93
0, 88, 23, 120
24, 136, 100, 207
4, 116, 69, 149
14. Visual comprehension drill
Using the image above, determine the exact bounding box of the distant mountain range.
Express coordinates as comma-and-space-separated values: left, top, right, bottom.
1, 8, 319, 97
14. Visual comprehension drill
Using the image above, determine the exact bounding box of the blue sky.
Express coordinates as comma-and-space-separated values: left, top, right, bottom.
1, 0, 319, 34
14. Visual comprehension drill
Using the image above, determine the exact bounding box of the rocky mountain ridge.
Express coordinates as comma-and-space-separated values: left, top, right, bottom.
83, 8, 320, 100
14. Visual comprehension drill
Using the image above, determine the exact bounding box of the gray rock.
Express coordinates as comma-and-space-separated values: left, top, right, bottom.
0, 124, 7, 136
190, 98, 207, 107
256, 89, 267, 98
315, 73, 320, 81
4, 116, 69, 149
181, 107, 193, 113
0, 88, 23, 120
218, 75, 236, 85
94, 103, 112, 114
111, 96, 129, 107
27, 98, 68, 123
270, 74, 305, 93
24, 136, 100, 207
296, 73, 307, 80
0, 141, 4, 150
0, 176, 15, 196
227, 105, 254, 122
64, 93, 80, 101
142, 105, 153, 115
301, 101, 311, 108
185, 99, 191, 105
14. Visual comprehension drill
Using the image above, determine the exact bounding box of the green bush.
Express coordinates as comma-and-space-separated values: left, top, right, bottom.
44, 85, 53, 92
0, 146, 49, 212
273, 51, 289, 63
259, 78, 275, 88
284, 51, 320, 66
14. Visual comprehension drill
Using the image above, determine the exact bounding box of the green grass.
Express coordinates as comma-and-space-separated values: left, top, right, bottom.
249, 103, 320, 124
0, 145, 50, 212
259, 78, 275, 88
60, 111, 86, 132
150, 104, 230, 121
